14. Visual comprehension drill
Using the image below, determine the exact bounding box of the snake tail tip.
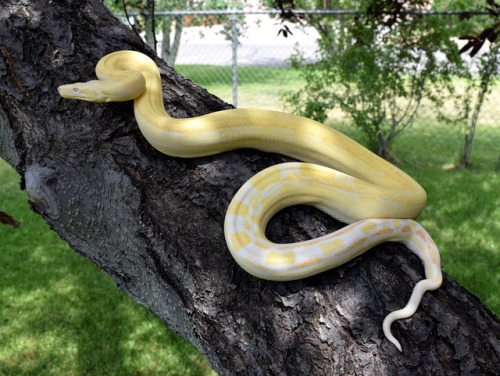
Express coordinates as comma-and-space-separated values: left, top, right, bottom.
383, 316, 404, 352
392, 338, 403, 352
384, 329, 403, 352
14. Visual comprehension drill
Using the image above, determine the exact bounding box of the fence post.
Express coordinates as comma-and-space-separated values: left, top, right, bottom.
231, 12, 238, 107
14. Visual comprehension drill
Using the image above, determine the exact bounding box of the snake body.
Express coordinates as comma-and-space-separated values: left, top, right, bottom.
59, 50, 442, 351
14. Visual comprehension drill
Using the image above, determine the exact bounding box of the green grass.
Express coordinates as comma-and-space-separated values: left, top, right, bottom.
1, 64, 499, 374
0, 161, 216, 375
176, 65, 305, 109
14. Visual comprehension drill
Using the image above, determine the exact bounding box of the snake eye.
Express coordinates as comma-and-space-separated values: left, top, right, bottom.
73, 88, 79, 92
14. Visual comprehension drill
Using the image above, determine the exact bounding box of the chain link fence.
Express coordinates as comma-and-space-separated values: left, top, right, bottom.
122, 9, 500, 170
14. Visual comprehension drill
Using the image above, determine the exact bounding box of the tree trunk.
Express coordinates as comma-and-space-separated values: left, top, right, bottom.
1, 1, 499, 375
161, 14, 184, 67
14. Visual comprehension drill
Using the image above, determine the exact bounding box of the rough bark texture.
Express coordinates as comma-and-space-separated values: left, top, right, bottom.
1, 1, 499, 375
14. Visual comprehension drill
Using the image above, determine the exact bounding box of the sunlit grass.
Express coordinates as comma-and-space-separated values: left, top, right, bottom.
176, 64, 305, 109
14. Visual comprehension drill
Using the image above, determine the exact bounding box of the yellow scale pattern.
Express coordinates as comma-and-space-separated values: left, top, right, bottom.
59, 51, 443, 352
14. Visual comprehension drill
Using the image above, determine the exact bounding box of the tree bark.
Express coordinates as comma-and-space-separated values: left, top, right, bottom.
1, 1, 499, 375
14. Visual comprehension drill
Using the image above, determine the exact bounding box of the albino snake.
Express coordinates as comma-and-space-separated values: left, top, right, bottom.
58, 50, 442, 351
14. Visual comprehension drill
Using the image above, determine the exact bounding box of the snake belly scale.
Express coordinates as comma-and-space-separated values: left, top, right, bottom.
58, 50, 442, 351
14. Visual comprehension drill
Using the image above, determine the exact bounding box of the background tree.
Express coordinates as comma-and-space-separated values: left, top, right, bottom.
105, 0, 247, 66
269, 0, 500, 165
279, 0, 469, 158
440, 45, 500, 168
104, 0, 188, 65
452, 0, 500, 168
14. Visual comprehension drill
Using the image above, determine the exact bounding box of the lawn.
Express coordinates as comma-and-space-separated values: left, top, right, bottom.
175, 65, 304, 110
1, 64, 499, 375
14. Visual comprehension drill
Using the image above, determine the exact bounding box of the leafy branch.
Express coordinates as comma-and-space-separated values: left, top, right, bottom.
459, 0, 500, 56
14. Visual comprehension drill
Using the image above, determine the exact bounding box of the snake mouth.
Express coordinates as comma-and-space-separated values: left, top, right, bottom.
58, 84, 86, 99
58, 83, 109, 102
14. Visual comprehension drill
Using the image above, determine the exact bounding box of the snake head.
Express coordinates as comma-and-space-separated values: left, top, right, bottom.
58, 81, 114, 103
